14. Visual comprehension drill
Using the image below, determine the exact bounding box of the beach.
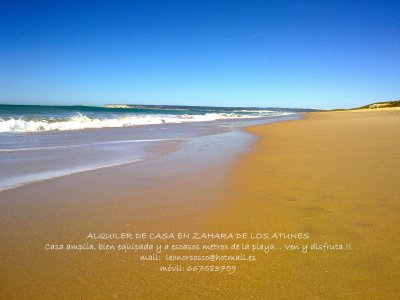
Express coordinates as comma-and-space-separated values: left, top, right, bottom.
211, 109, 400, 298
0, 109, 399, 299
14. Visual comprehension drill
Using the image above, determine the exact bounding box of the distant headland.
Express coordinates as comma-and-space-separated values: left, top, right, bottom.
103, 104, 130, 108
356, 100, 400, 109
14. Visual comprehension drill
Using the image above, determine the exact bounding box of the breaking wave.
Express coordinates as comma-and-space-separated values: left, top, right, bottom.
0, 112, 288, 133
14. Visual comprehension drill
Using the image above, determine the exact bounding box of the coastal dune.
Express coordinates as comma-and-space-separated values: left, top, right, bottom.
0, 110, 399, 298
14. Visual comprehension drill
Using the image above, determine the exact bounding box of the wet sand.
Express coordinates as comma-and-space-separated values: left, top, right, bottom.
0, 110, 399, 299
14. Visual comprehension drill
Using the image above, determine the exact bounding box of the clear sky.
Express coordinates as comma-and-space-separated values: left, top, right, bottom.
0, 0, 399, 109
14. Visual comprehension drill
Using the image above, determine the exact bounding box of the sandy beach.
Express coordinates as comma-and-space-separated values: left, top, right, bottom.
211, 109, 400, 298
0, 110, 399, 299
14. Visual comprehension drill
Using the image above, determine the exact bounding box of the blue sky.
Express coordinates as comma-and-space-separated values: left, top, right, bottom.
0, 0, 399, 109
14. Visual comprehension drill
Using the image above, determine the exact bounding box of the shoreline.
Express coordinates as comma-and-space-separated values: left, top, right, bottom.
0, 110, 399, 298
0, 114, 297, 192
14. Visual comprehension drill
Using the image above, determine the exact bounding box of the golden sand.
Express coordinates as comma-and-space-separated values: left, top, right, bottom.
208, 109, 400, 298
0, 110, 399, 299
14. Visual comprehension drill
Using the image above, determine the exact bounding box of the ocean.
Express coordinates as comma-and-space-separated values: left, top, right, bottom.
0, 104, 308, 191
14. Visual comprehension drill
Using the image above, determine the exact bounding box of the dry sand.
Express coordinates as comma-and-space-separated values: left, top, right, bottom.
210, 109, 400, 298
0, 109, 399, 299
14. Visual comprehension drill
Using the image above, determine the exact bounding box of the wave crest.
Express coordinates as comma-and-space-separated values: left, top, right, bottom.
0, 112, 284, 133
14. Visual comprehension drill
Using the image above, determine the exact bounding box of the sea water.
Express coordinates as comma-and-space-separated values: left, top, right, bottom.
0, 104, 307, 191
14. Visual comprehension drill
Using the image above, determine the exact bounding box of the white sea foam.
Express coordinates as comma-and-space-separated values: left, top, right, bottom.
0, 112, 289, 133
232, 109, 275, 113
